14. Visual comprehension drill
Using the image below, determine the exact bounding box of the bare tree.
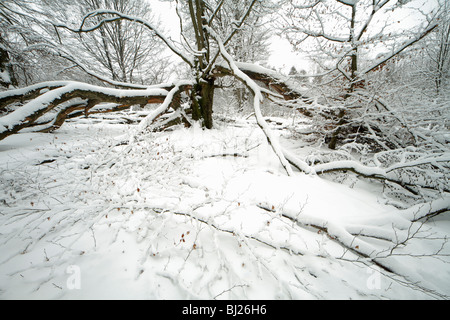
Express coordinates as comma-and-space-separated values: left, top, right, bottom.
427, 0, 450, 93
279, 0, 439, 149
42, 0, 169, 85
0, 0, 101, 88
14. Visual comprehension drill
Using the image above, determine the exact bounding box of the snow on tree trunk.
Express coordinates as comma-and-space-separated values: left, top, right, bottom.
0, 45, 17, 89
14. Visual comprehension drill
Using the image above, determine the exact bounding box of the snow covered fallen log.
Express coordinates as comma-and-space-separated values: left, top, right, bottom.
0, 82, 171, 141
0, 81, 73, 112
258, 196, 450, 283
283, 148, 449, 195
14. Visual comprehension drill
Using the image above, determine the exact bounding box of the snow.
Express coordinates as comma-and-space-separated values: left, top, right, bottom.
0, 70, 11, 85
0, 116, 449, 300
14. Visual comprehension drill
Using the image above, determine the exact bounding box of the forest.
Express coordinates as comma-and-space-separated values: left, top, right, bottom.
0, 0, 449, 299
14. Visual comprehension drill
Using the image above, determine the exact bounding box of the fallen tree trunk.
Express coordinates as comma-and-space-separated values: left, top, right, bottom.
0, 82, 170, 141
0, 81, 73, 112
0, 57, 313, 142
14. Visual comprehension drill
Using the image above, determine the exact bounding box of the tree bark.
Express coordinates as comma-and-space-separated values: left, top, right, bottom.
191, 77, 215, 129
328, 3, 358, 150
0, 42, 18, 88
200, 77, 215, 129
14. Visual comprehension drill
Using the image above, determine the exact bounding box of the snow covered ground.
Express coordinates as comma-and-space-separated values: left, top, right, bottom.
0, 115, 449, 300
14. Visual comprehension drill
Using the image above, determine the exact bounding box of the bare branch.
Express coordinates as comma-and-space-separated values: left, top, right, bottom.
360, 23, 438, 76
204, 0, 259, 74
208, 0, 225, 26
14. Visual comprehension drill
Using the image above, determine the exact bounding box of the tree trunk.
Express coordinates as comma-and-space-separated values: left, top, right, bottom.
191, 77, 215, 129
328, 3, 358, 150
327, 109, 346, 150
0, 41, 18, 88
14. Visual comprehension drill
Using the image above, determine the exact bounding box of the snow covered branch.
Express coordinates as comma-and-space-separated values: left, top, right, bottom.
131, 80, 194, 141
360, 22, 439, 77
209, 27, 294, 176
301, 155, 448, 194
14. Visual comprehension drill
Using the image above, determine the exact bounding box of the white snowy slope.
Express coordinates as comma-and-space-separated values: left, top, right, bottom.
0, 116, 449, 300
